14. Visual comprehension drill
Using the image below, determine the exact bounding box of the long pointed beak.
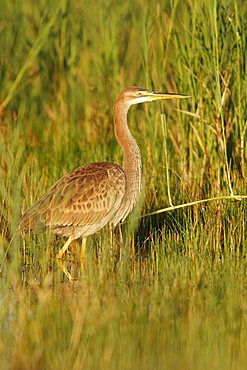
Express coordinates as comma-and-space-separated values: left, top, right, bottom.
145, 91, 191, 101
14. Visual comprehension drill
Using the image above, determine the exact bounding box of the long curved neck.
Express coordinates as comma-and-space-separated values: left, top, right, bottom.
114, 99, 142, 200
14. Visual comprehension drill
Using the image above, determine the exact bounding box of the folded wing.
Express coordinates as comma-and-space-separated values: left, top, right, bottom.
19, 162, 126, 238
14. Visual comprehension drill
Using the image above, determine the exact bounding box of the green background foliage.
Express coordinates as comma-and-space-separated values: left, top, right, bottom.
0, 0, 246, 369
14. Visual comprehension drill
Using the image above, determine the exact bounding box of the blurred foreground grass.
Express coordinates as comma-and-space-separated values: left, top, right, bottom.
0, 0, 246, 369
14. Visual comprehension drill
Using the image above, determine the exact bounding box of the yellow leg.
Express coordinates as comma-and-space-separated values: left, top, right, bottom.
118, 224, 123, 260
80, 238, 87, 260
79, 238, 87, 272
56, 258, 74, 282
56, 236, 73, 259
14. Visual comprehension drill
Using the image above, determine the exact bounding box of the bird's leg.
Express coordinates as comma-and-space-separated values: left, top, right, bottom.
79, 238, 87, 273
109, 225, 114, 252
80, 238, 87, 261
56, 258, 74, 282
118, 224, 124, 260
56, 236, 73, 259
118, 223, 123, 245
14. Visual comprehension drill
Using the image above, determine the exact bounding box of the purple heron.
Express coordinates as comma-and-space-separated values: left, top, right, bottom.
19, 86, 189, 259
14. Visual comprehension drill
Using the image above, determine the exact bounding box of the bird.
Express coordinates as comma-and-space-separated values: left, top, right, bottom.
19, 86, 189, 259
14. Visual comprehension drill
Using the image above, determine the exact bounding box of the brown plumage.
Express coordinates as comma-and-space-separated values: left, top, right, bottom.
19, 86, 189, 258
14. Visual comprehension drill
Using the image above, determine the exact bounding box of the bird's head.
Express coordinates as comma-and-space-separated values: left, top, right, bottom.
117, 86, 190, 106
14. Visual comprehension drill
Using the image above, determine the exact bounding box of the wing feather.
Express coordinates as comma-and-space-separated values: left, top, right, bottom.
19, 162, 126, 238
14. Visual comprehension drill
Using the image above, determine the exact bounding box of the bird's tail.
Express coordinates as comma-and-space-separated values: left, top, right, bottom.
18, 204, 45, 234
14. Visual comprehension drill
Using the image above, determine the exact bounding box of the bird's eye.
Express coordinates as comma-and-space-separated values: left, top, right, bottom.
137, 92, 142, 96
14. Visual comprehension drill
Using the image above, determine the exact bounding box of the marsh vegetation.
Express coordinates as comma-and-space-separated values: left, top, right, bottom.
0, 1, 246, 369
